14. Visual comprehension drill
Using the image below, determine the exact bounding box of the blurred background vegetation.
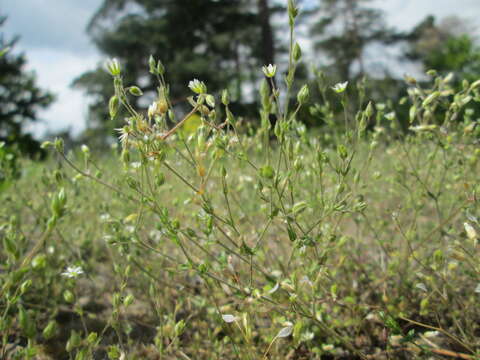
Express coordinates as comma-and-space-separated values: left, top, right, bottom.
1, 0, 480, 155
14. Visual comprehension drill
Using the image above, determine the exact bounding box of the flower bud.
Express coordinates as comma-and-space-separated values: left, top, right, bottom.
221, 89, 230, 105
148, 55, 156, 74
106, 58, 121, 76
297, 84, 309, 105
188, 79, 207, 94
262, 64, 277, 78
293, 42, 302, 62
206, 94, 215, 108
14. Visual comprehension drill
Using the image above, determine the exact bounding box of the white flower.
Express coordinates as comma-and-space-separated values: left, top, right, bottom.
332, 81, 348, 93
188, 79, 207, 94
61, 266, 84, 279
148, 102, 158, 119
222, 314, 236, 323
105, 58, 121, 76
262, 64, 277, 78
115, 126, 132, 147
384, 112, 396, 121
100, 213, 111, 222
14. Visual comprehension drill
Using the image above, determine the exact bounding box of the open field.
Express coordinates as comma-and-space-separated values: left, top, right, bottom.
2, 106, 480, 359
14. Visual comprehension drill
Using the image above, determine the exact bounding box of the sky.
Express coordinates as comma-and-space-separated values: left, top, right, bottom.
2, 0, 480, 138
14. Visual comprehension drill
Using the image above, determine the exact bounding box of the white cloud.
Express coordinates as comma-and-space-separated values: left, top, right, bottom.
23, 48, 101, 137
374, 0, 480, 34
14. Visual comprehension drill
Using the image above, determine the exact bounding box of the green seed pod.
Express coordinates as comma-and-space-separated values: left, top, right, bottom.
123, 294, 134, 307
121, 149, 130, 163
63, 290, 75, 304
157, 60, 165, 75
297, 84, 309, 105
155, 172, 166, 187
422, 91, 440, 107
206, 94, 215, 108
20, 279, 32, 294
66, 331, 82, 352
129, 86, 143, 96
43, 320, 58, 339
221, 89, 230, 106
148, 55, 156, 74
109, 95, 119, 120
293, 42, 302, 62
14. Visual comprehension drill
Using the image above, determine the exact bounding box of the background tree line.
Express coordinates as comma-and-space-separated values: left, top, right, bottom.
1, 0, 480, 155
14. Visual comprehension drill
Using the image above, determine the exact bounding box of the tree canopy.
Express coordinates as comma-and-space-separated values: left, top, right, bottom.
0, 16, 53, 155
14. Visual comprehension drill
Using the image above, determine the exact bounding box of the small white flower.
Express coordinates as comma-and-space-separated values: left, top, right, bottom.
130, 161, 141, 169
384, 112, 396, 121
81, 144, 90, 154
262, 64, 277, 78
332, 81, 348, 93
115, 126, 132, 147
105, 58, 121, 76
148, 102, 158, 119
222, 314, 236, 323
100, 213, 111, 222
188, 79, 207, 94
61, 266, 84, 279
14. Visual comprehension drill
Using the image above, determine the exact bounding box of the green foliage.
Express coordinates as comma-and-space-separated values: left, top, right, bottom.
74, 0, 277, 141
310, 0, 399, 81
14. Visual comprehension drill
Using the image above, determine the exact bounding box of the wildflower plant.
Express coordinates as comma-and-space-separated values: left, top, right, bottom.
1, 1, 480, 359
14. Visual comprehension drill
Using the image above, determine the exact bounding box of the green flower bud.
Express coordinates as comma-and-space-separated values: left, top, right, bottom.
157, 60, 165, 75
297, 84, 309, 104
293, 42, 302, 62
148, 55, 156, 74
221, 89, 230, 105
54, 138, 64, 153
206, 94, 215, 108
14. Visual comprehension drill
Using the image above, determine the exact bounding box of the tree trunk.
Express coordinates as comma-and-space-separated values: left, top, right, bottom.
257, 0, 275, 67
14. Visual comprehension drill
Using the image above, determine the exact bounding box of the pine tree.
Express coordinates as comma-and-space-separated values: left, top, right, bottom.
310, 0, 397, 81
74, 0, 278, 139
0, 16, 53, 155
